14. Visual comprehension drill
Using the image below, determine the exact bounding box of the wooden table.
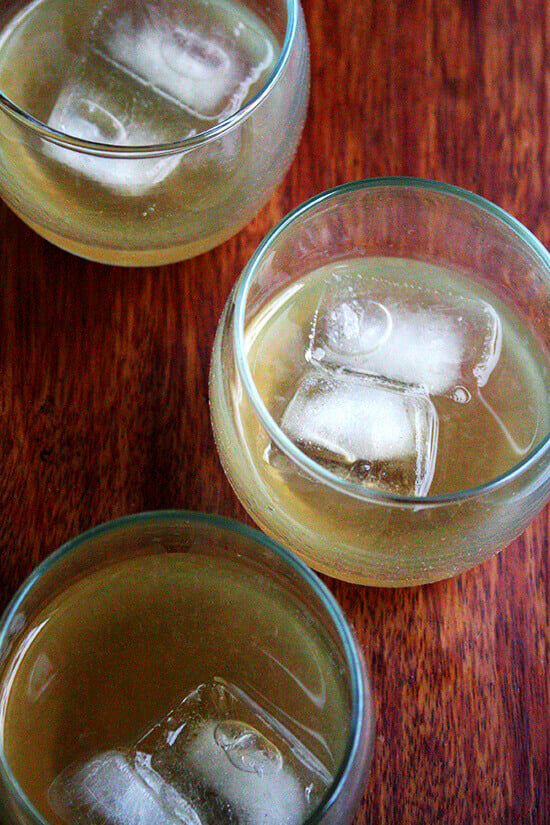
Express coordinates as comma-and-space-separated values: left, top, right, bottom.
1, 0, 548, 822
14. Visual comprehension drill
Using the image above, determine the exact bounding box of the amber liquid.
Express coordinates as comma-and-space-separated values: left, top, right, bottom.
0, 0, 282, 263
0, 553, 350, 824
242, 258, 550, 497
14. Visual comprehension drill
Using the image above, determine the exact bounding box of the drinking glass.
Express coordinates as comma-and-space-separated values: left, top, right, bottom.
0, 511, 374, 824
209, 177, 550, 585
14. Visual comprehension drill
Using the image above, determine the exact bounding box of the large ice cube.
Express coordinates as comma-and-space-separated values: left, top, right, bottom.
145, 680, 330, 825
94, 0, 275, 120
277, 368, 439, 496
307, 276, 503, 397
166, 719, 306, 825
48, 750, 200, 825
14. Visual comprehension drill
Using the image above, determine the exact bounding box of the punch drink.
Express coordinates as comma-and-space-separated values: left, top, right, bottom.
0, 0, 308, 263
0, 552, 348, 825
210, 250, 550, 584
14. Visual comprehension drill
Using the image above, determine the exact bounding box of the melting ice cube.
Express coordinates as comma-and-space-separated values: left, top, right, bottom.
307, 276, 502, 398
145, 680, 330, 825
277, 368, 439, 496
164, 719, 306, 825
47, 72, 182, 195
95, 0, 275, 120
48, 679, 331, 825
48, 750, 200, 825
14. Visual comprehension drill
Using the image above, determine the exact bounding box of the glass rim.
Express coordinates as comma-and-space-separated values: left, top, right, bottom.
0, 0, 299, 156
232, 175, 550, 507
0, 509, 371, 825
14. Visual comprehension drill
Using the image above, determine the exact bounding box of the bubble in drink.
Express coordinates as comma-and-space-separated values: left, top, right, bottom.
276, 368, 438, 496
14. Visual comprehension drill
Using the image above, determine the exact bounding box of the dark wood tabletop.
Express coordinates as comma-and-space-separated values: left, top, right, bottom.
1, 0, 549, 823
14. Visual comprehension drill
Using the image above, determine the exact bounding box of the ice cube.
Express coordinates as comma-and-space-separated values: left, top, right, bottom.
45, 0, 276, 193
46, 65, 183, 195
45, 0, 277, 193
176, 719, 306, 825
143, 679, 331, 825
277, 368, 439, 496
307, 276, 502, 397
48, 750, 200, 825
49, 680, 332, 825
93, 0, 275, 120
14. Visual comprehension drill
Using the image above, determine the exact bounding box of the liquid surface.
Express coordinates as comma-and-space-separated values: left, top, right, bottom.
244, 258, 550, 497
0, 553, 347, 825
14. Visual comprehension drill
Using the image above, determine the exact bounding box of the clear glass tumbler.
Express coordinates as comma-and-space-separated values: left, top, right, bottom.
0, 511, 374, 825
209, 177, 550, 585
0, 0, 309, 265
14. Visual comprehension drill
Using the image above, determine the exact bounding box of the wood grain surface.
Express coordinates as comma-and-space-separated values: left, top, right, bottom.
1, 0, 549, 823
